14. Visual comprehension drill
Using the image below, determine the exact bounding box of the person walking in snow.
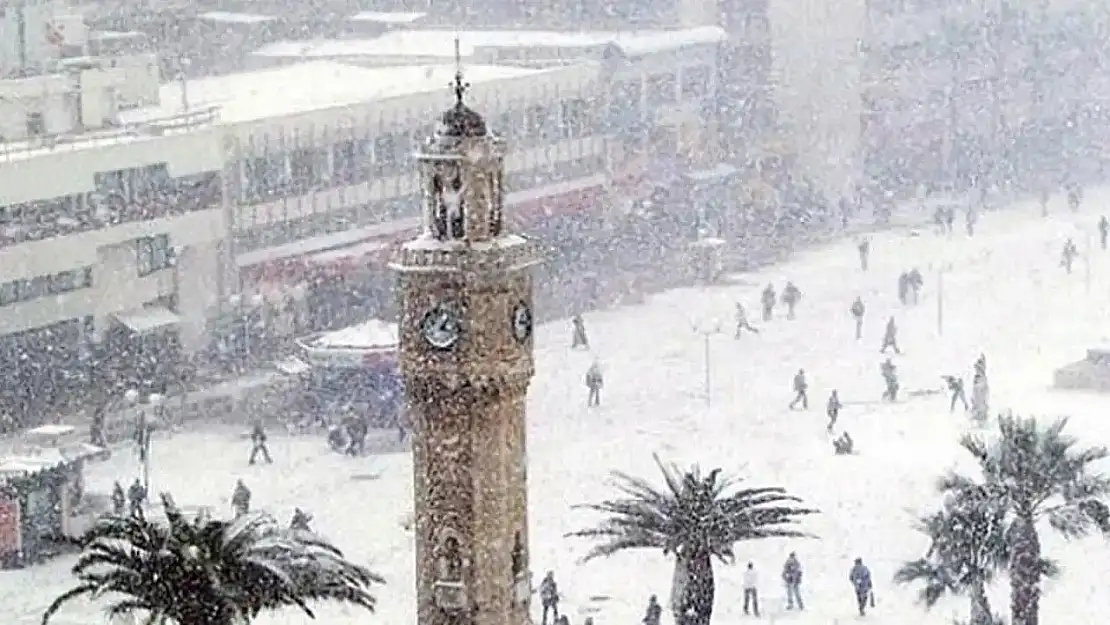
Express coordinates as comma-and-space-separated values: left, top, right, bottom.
571, 315, 589, 349
742, 562, 761, 616
826, 390, 842, 432
1062, 238, 1079, 274
897, 272, 910, 305
881, 317, 900, 354
1100, 216, 1108, 251
642, 595, 662, 625
586, 362, 603, 407
857, 237, 870, 271
850, 297, 865, 340
833, 431, 855, 454
781, 282, 802, 319
782, 552, 804, 610
111, 481, 126, 516
127, 478, 147, 518
789, 369, 808, 410
943, 375, 968, 412
881, 358, 899, 402
232, 479, 252, 517
734, 302, 759, 338
540, 571, 560, 625
761, 284, 776, 322
248, 420, 273, 465
849, 557, 874, 616
907, 268, 923, 304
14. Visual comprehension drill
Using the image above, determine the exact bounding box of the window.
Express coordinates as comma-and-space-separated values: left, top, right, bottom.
559, 99, 592, 138
137, 234, 173, 276
525, 105, 550, 140
681, 66, 712, 100
646, 73, 678, 106
26, 112, 44, 137
374, 133, 398, 172
47, 267, 92, 294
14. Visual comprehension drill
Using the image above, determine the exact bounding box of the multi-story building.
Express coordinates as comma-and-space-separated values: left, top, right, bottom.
0, 25, 725, 422
862, 0, 1110, 195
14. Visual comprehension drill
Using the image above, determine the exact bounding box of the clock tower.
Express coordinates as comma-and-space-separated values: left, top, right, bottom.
392, 61, 541, 625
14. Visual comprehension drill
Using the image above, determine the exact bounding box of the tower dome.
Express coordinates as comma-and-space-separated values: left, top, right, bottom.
439, 100, 487, 138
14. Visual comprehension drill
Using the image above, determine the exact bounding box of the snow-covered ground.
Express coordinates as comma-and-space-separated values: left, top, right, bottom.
8, 191, 1110, 625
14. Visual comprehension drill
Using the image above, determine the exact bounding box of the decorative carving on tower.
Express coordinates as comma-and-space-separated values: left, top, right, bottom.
392, 38, 542, 625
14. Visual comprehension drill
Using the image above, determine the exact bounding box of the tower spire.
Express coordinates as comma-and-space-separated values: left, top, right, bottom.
452, 34, 469, 105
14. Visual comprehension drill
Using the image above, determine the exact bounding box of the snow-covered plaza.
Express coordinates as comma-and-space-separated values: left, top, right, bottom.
8, 191, 1110, 625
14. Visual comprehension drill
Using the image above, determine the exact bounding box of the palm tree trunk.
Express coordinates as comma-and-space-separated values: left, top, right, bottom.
969, 579, 993, 625
1010, 513, 1041, 625
669, 552, 715, 625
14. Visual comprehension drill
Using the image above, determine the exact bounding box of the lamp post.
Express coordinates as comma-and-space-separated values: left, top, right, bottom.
126, 390, 160, 495
692, 320, 722, 406
935, 262, 953, 336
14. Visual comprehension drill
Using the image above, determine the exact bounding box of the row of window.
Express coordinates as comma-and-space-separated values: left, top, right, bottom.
235, 66, 715, 204
0, 170, 220, 251
0, 267, 94, 307
233, 155, 605, 254
137, 234, 175, 276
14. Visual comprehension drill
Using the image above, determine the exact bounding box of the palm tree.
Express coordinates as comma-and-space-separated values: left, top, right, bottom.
44, 493, 383, 625
941, 414, 1110, 625
567, 455, 818, 625
895, 487, 1057, 625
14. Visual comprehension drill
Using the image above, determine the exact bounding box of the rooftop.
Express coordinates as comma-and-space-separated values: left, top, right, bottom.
118, 61, 544, 126
252, 26, 726, 60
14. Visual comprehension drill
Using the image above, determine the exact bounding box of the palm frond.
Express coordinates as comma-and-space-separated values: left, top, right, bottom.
569, 459, 818, 564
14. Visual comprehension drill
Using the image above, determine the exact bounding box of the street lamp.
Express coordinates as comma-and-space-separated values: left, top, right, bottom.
127, 390, 161, 495
692, 320, 722, 406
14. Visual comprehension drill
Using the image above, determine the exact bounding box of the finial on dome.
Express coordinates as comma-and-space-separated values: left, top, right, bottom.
452, 34, 469, 106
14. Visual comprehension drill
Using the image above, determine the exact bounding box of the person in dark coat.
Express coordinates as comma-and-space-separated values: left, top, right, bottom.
734, 302, 759, 337
826, 390, 842, 432
944, 375, 968, 411
881, 358, 899, 402
540, 571, 560, 625
907, 268, 923, 303
782, 552, 804, 610
290, 507, 313, 532
789, 369, 808, 410
857, 237, 870, 271
345, 416, 368, 457
1100, 216, 1108, 250
586, 362, 603, 407
127, 478, 146, 518
881, 317, 900, 354
232, 479, 251, 517
642, 595, 662, 625
248, 420, 273, 465
833, 431, 854, 454
850, 297, 865, 340
897, 272, 910, 305
761, 284, 776, 321
849, 557, 874, 616
781, 282, 802, 319
111, 481, 126, 516
571, 315, 589, 349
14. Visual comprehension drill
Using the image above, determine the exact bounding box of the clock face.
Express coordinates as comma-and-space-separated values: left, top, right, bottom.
421, 304, 462, 350
511, 302, 533, 343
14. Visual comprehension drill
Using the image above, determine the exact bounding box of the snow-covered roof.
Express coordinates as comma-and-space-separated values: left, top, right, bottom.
310, 319, 399, 351
253, 26, 726, 61
198, 11, 277, 24
119, 61, 544, 126
348, 11, 427, 23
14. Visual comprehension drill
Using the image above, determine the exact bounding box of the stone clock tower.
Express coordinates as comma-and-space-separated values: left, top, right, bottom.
391, 67, 541, 625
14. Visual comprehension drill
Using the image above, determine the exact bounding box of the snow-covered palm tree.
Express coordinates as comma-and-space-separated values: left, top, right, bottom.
896, 487, 1058, 625
941, 414, 1110, 625
43, 493, 383, 625
567, 455, 818, 625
